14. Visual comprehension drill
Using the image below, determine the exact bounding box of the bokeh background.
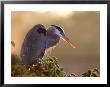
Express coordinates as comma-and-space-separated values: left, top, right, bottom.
11, 11, 100, 76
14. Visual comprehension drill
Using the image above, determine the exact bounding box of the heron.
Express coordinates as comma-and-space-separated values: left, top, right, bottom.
20, 24, 76, 67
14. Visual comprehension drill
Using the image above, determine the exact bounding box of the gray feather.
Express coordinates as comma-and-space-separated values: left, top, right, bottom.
20, 24, 46, 66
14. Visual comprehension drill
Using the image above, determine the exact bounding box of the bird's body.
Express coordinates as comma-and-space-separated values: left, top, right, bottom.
20, 24, 75, 67
20, 24, 47, 66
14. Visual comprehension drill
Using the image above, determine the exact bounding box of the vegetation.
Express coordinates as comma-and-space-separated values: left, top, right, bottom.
82, 68, 100, 77
11, 54, 99, 77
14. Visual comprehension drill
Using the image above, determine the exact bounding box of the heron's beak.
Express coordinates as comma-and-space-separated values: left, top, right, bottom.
61, 35, 76, 48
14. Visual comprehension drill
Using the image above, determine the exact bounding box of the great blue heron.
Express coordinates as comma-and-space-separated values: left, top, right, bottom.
20, 24, 76, 67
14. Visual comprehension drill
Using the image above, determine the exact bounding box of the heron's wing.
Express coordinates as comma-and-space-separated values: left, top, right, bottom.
20, 25, 46, 66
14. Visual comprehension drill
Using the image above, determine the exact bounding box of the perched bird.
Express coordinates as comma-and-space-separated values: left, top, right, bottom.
11, 41, 15, 48
20, 24, 76, 67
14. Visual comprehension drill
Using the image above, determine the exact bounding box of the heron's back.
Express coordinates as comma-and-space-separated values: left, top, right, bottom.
20, 25, 46, 66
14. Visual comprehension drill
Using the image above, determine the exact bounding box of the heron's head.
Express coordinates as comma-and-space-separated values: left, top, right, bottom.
51, 25, 76, 48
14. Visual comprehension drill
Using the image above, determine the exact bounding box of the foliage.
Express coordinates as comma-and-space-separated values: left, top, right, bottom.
82, 69, 100, 77
11, 54, 99, 77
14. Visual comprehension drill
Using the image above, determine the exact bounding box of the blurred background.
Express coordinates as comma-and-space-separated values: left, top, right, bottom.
11, 11, 100, 76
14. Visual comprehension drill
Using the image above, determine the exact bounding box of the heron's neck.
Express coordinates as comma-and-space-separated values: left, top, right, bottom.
46, 32, 60, 48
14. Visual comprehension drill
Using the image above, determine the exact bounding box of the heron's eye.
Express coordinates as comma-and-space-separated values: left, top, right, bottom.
37, 28, 46, 35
